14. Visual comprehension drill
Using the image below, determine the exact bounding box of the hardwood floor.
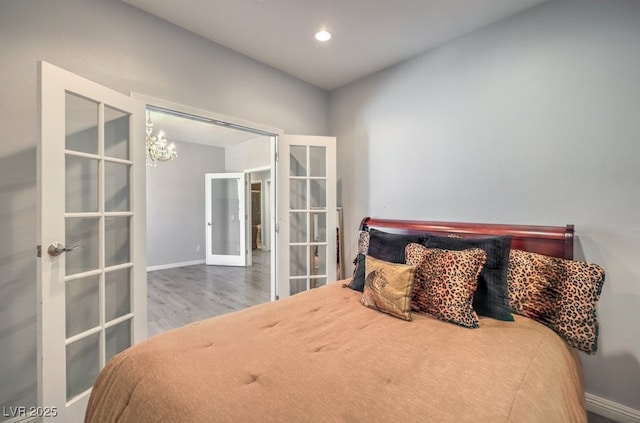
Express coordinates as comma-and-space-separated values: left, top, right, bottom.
147, 249, 271, 337
587, 411, 618, 423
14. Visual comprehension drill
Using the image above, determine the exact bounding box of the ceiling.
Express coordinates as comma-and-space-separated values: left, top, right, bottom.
131, 0, 550, 148
121, 0, 549, 91
148, 110, 265, 148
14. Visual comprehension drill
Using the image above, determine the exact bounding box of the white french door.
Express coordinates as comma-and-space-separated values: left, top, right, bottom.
205, 172, 247, 266
37, 62, 146, 422
276, 135, 336, 299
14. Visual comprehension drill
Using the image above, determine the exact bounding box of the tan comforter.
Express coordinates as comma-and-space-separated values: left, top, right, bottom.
86, 281, 586, 422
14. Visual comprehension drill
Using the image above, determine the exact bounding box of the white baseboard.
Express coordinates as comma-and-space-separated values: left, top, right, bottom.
147, 259, 205, 272
586, 393, 640, 423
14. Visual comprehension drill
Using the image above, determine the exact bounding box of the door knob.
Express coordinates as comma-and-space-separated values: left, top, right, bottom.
208, 222, 212, 226
47, 242, 79, 257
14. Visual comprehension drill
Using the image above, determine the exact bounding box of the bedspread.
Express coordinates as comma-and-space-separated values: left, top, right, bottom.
85, 281, 585, 422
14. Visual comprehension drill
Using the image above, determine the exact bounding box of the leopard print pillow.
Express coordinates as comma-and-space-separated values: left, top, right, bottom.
357, 230, 370, 255
507, 249, 605, 354
405, 243, 486, 329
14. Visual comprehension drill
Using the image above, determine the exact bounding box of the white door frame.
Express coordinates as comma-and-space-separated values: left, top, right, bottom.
250, 179, 263, 252
250, 179, 263, 254
205, 172, 247, 266
131, 94, 282, 300
129, 95, 337, 304
245, 165, 271, 258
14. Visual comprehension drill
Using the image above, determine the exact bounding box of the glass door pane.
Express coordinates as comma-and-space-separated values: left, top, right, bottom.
105, 162, 131, 212
105, 320, 132, 363
290, 146, 307, 176
309, 146, 326, 177
66, 333, 100, 401
65, 93, 98, 155
65, 275, 100, 338
65, 217, 100, 276
105, 268, 131, 322
65, 155, 99, 213
205, 173, 247, 266
104, 106, 130, 160
105, 216, 131, 267
210, 177, 241, 256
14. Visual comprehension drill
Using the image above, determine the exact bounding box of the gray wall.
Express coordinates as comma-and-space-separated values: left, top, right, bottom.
148, 134, 271, 268
330, 0, 640, 411
0, 0, 328, 414
225, 136, 272, 172
146, 141, 225, 268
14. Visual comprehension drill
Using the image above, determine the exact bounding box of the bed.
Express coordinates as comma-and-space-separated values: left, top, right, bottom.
85, 218, 605, 423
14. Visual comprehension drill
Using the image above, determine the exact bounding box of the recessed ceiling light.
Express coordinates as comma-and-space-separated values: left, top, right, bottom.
315, 30, 331, 42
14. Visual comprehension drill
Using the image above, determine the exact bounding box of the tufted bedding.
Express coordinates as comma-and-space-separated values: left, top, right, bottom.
85, 281, 586, 423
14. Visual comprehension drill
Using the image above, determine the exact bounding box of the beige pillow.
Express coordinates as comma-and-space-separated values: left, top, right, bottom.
361, 255, 416, 321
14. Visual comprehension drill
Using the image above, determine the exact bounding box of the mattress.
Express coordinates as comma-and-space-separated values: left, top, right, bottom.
85, 281, 586, 422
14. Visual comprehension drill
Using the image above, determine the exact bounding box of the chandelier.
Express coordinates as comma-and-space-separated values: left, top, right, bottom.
146, 111, 177, 166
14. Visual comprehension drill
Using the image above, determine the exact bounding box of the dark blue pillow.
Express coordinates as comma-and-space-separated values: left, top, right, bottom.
422, 235, 514, 321
347, 253, 367, 292
347, 229, 423, 292
367, 228, 423, 263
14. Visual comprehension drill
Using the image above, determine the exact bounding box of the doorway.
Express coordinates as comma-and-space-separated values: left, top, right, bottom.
205, 172, 247, 267
136, 94, 338, 329
251, 181, 262, 251
138, 97, 279, 336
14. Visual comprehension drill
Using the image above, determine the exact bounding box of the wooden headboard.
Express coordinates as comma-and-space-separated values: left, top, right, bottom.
360, 217, 574, 260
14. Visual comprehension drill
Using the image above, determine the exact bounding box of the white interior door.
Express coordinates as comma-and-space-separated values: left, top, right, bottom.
37, 61, 146, 422
205, 172, 247, 266
276, 135, 336, 299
